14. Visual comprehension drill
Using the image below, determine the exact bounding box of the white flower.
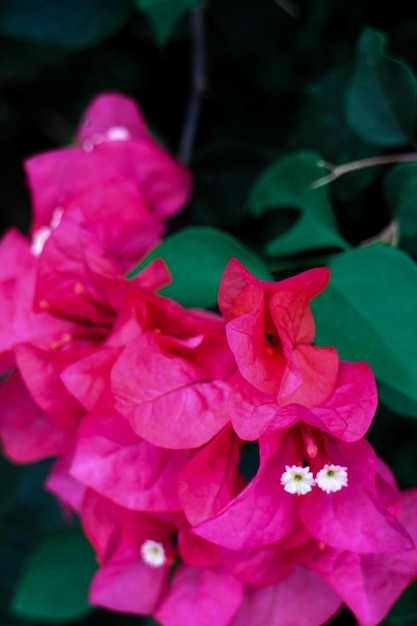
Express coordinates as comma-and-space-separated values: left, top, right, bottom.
140, 540, 167, 568
280, 465, 315, 495
315, 464, 348, 494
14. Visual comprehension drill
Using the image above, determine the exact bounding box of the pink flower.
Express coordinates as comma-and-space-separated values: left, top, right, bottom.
218, 259, 339, 407
81, 490, 175, 615
182, 423, 413, 554
25, 92, 192, 270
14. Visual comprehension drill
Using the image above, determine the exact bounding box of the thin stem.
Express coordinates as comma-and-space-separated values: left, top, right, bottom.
311, 152, 417, 189
178, 7, 206, 164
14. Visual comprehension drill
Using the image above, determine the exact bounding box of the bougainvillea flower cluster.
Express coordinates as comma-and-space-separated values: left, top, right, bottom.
1, 92, 417, 626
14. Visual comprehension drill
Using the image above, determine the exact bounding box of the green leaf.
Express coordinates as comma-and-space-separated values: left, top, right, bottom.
249, 151, 349, 257
12, 528, 97, 621
312, 245, 417, 402
127, 226, 273, 308
134, 0, 203, 46
0, 0, 132, 49
384, 163, 417, 236
346, 28, 417, 146
378, 380, 417, 418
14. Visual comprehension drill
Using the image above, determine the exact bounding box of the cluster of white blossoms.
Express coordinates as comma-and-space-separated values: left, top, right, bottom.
280, 464, 348, 495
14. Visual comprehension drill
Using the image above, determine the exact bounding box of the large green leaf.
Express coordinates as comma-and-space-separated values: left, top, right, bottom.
346, 28, 417, 146
135, 0, 203, 46
312, 245, 417, 402
384, 163, 417, 236
249, 151, 349, 257
128, 226, 273, 308
0, 0, 132, 49
12, 528, 97, 621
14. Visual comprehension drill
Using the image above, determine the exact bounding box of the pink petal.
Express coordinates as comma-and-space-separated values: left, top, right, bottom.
300, 437, 414, 553
70, 411, 189, 512
178, 427, 242, 525
112, 332, 232, 449
15, 343, 85, 432
155, 565, 243, 626
192, 433, 298, 550
76, 92, 151, 145
230, 565, 341, 626
0, 371, 70, 462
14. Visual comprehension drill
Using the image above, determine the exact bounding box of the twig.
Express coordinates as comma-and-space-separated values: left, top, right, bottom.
178, 6, 206, 164
311, 152, 417, 189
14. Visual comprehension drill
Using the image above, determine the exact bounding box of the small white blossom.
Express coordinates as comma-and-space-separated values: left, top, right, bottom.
140, 540, 167, 568
280, 465, 315, 495
315, 464, 348, 494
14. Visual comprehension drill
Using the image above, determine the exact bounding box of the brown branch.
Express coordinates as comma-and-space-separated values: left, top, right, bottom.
311, 153, 417, 189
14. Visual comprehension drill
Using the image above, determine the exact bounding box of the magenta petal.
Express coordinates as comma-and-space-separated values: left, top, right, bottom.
155, 565, 243, 626
0, 371, 70, 462
302, 360, 377, 441
90, 555, 168, 615
178, 427, 242, 525
218, 258, 330, 323
219, 542, 299, 586
61, 348, 121, 410
34, 207, 122, 325
112, 333, 231, 449
76, 92, 151, 145
230, 565, 341, 626
308, 489, 417, 626
300, 438, 414, 553
0, 228, 33, 280
70, 411, 189, 512
278, 343, 339, 407
178, 529, 222, 568
46, 452, 86, 512
226, 307, 288, 396
192, 433, 298, 550
15, 343, 85, 432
